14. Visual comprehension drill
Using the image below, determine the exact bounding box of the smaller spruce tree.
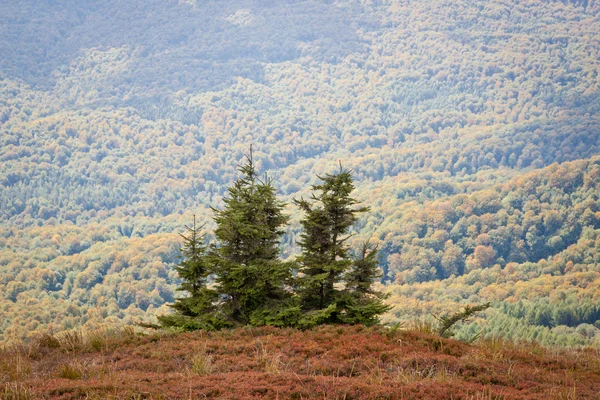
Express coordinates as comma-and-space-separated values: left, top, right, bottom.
341, 242, 391, 326
293, 165, 369, 326
158, 216, 226, 330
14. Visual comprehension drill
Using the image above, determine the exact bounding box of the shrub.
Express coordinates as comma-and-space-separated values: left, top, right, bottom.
58, 363, 82, 380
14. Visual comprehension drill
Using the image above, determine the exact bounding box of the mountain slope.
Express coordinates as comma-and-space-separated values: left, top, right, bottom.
1, 0, 600, 343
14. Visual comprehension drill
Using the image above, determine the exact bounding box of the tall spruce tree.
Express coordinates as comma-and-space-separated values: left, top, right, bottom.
342, 242, 391, 326
158, 216, 225, 330
209, 148, 295, 326
293, 165, 369, 325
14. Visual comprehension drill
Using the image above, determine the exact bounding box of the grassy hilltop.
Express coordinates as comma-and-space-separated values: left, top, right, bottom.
2, 325, 600, 399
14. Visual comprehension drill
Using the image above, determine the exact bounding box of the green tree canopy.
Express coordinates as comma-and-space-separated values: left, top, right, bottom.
157, 216, 223, 330
208, 149, 295, 327
160, 157, 389, 330
293, 165, 369, 325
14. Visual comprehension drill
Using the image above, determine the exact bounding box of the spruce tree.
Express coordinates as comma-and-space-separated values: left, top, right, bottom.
209, 148, 295, 326
342, 242, 391, 326
159, 157, 389, 331
158, 216, 225, 330
293, 165, 368, 325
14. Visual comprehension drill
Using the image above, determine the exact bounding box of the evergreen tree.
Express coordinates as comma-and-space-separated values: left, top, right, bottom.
341, 242, 391, 326
293, 165, 369, 325
158, 216, 225, 330
209, 148, 295, 326
159, 158, 389, 331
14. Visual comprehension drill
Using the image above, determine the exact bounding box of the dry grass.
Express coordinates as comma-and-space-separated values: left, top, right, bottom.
0, 351, 31, 383
57, 363, 83, 380
0, 325, 598, 399
29, 325, 138, 355
461, 386, 507, 400
0, 382, 34, 400
547, 384, 577, 400
394, 359, 456, 384
189, 345, 213, 375
254, 339, 285, 375
408, 318, 437, 335
54, 330, 85, 353
86, 326, 136, 352
477, 336, 510, 362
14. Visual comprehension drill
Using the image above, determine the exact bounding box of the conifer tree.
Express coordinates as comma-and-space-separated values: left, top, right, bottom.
342, 242, 391, 326
293, 165, 369, 325
209, 148, 295, 326
159, 157, 389, 331
158, 216, 225, 330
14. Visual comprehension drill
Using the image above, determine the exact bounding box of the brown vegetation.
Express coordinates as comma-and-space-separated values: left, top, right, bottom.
1, 325, 599, 399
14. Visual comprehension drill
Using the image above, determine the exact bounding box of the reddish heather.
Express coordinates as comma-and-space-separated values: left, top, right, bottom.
2, 325, 599, 399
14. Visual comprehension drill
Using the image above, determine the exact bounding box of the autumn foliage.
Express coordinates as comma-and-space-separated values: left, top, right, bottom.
1, 0, 600, 345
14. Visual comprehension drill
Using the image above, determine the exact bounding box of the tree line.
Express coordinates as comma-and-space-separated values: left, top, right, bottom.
158, 150, 389, 330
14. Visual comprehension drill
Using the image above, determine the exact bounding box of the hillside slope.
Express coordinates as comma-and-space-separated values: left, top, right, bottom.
1, 0, 600, 343
3, 156, 599, 345
2, 326, 600, 399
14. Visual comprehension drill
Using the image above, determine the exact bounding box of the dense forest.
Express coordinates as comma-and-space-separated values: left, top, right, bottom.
1, 0, 599, 345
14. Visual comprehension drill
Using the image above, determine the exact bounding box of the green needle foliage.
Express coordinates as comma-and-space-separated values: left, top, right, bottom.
157, 216, 224, 330
342, 242, 391, 326
208, 148, 295, 327
436, 303, 491, 338
175, 216, 208, 296
293, 165, 370, 326
160, 155, 389, 330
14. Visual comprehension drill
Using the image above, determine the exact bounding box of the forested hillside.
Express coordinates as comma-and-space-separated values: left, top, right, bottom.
1, 0, 600, 344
